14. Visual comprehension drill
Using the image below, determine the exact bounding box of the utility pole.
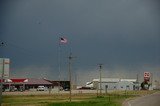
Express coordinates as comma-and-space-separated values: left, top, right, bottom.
98, 64, 103, 96
136, 74, 139, 83
68, 53, 76, 102
136, 74, 139, 90
74, 72, 77, 86
150, 73, 153, 87
0, 42, 4, 106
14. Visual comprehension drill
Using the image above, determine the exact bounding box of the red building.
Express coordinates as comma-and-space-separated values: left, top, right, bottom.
1, 78, 70, 91
1, 78, 52, 91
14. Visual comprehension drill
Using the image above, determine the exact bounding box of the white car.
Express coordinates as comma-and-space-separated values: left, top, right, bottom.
37, 86, 47, 91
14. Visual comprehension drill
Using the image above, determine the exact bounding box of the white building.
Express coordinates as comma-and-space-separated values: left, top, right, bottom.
86, 78, 139, 90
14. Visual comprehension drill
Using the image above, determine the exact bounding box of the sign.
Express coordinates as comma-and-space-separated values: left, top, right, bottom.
0, 58, 10, 78
144, 72, 150, 81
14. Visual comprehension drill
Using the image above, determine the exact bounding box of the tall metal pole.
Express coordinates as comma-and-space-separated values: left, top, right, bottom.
150, 73, 153, 87
68, 53, 76, 102
0, 59, 4, 106
136, 74, 139, 90
136, 74, 139, 83
58, 40, 61, 92
98, 64, 103, 96
0, 42, 4, 106
68, 54, 72, 102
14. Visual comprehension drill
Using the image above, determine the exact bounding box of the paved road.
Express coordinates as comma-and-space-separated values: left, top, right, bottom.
124, 92, 160, 106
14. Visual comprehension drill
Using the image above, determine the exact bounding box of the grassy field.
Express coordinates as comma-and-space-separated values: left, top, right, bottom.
2, 90, 158, 106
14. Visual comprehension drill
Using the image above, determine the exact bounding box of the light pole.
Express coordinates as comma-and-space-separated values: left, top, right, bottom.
98, 64, 103, 96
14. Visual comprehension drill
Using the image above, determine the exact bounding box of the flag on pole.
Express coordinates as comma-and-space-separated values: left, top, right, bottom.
60, 37, 67, 44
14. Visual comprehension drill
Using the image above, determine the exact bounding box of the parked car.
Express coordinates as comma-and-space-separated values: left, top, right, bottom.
10, 86, 18, 92
37, 86, 47, 91
64, 88, 70, 91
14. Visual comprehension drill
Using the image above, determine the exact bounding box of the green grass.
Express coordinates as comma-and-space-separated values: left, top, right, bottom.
47, 95, 131, 106
2, 94, 126, 106
2, 90, 158, 106
48, 101, 116, 106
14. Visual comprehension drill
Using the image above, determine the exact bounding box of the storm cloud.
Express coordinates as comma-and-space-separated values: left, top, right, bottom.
0, 0, 160, 85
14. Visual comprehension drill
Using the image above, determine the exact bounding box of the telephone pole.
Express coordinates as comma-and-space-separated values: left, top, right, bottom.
98, 64, 103, 96
150, 73, 153, 87
68, 53, 76, 102
136, 74, 139, 83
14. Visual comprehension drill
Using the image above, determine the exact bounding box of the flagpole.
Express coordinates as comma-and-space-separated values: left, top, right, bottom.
58, 36, 68, 92
58, 37, 61, 92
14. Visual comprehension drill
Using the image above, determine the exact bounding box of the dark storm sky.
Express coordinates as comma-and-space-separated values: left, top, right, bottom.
0, 0, 160, 84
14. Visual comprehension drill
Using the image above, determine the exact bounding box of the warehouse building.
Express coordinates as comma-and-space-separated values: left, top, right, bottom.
86, 78, 139, 90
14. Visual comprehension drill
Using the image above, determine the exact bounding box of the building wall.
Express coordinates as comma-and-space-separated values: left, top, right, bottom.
97, 81, 135, 90
100, 82, 117, 90
117, 81, 134, 90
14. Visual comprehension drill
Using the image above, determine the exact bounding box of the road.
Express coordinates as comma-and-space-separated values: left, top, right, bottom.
124, 92, 160, 106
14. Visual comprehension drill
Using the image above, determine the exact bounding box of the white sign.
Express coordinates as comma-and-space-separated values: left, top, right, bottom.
0, 58, 10, 78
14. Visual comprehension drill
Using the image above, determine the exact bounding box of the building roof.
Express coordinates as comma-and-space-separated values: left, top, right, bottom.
93, 78, 137, 83
120, 79, 137, 82
9, 79, 27, 83
93, 78, 120, 82
4, 78, 52, 85
25, 78, 52, 85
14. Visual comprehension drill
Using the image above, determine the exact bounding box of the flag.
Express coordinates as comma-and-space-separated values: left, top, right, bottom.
60, 37, 67, 44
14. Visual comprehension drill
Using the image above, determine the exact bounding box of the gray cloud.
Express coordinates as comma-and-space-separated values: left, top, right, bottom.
0, 0, 160, 84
